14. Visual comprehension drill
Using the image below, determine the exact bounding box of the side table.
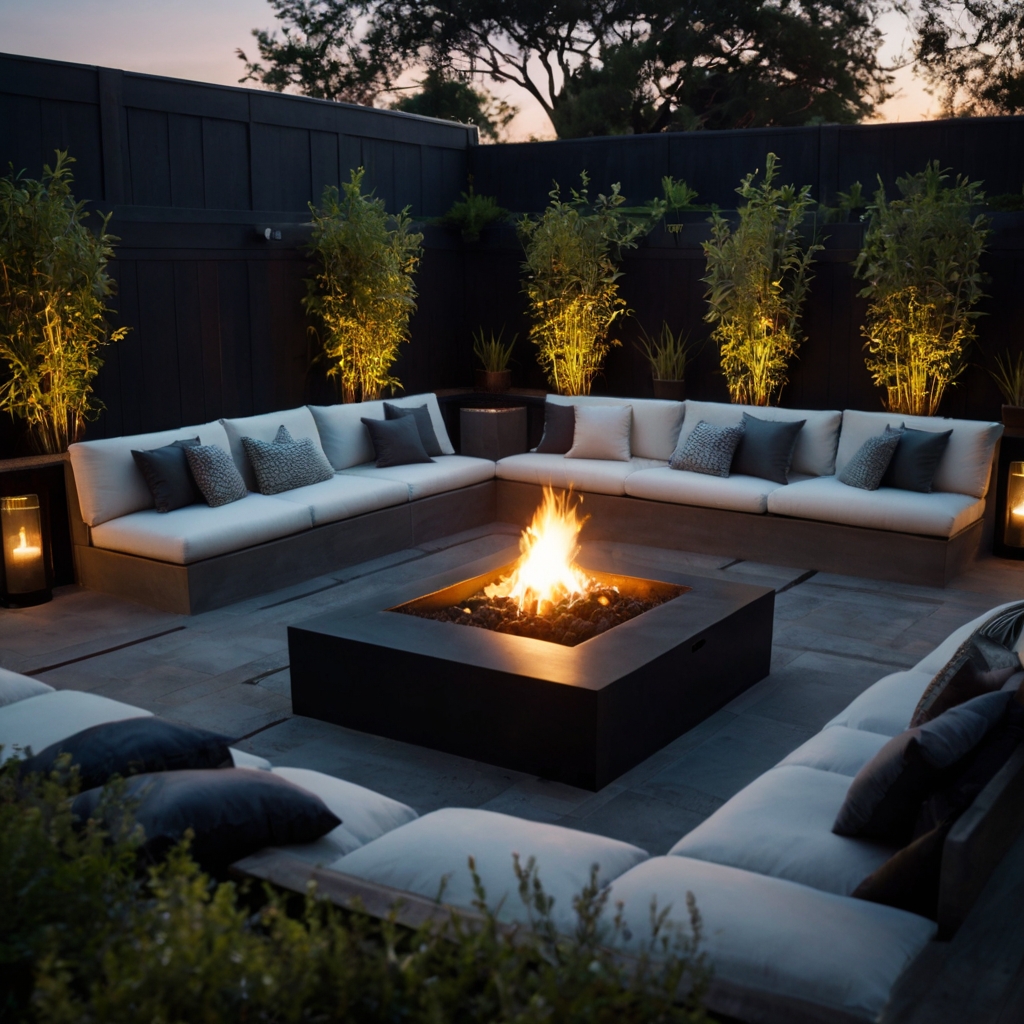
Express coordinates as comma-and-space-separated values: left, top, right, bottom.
460, 406, 528, 461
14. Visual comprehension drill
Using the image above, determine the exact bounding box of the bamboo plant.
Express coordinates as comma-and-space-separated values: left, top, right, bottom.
702, 153, 821, 407
304, 168, 424, 404
519, 174, 663, 396
0, 151, 127, 454
855, 163, 989, 417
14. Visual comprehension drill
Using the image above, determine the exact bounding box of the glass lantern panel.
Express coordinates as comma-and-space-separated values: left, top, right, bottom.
1, 495, 46, 594
1005, 463, 1024, 549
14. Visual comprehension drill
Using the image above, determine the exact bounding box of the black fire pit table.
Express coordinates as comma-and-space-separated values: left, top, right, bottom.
288, 546, 774, 790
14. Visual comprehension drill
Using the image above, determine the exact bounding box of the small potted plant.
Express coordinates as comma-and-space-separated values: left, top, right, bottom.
989, 351, 1024, 431
473, 326, 515, 392
637, 322, 695, 401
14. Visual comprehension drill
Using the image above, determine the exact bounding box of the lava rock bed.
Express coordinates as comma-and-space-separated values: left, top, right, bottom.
399, 586, 676, 647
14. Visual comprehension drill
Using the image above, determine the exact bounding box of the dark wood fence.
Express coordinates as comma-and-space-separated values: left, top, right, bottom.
1, 52, 1023, 451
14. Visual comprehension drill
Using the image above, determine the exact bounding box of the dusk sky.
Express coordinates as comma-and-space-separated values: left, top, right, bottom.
1, 0, 937, 140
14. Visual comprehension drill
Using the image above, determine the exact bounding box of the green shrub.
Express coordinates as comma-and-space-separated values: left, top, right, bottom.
440, 185, 509, 242
2, 759, 713, 1024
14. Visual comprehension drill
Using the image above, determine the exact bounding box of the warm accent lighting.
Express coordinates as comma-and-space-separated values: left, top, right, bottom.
0, 494, 50, 606
484, 486, 598, 615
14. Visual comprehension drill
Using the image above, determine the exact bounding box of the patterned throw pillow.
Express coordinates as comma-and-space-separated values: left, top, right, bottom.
241, 426, 335, 495
838, 426, 903, 490
669, 420, 745, 477
184, 444, 248, 507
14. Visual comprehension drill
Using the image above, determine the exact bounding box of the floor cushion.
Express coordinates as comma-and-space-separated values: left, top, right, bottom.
90, 493, 312, 565
669, 765, 896, 896
777, 726, 891, 776
625, 467, 795, 513
330, 807, 649, 929
0, 668, 53, 708
495, 453, 663, 496
270, 766, 418, 863
340, 455, 495, 500
608, 856, 936, 1022
272, 474, 409, 525
766, 475, 984, 538
825, 670, 935, 737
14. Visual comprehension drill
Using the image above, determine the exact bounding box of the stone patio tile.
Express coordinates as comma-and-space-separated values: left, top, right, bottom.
770, 624, 921, 668
479, 777, 592, 822
566, 789, 704, 857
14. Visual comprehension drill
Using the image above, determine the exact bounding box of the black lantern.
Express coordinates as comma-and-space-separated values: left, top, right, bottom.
0, 494, 52, 606
994, 434, 1024, 559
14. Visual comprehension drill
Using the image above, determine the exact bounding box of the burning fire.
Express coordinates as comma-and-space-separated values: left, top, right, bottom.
484, 487, 598, 615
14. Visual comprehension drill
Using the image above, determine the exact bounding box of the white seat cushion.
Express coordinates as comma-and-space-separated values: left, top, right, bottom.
0, 690, 151, 760
608, 856, 936, 1022
547, 395, 683, 460
766, 475, 984, 537
825, 669, 934, 736
624, 467, 791, 513
221, 407, 330, 490
270, 766, 418, 864
669, 765, 895, 896
496, 453, 664, 496
271, 474, 409, 525
69, 420, 231, 527
90, 493, 312, 564
0, 668, 53, 708
680, 401, 842, 477
340, 455, 494, 500
836, 409, 1001, 499
330, 807, 648, 929
777, 726, 891, 776
229, 748, 271, 770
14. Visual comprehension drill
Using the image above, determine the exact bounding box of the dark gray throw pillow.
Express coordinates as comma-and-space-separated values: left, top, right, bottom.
72, 768, 341, 871
832, 689, 1012, 843
384, 402, 443, 457
838, 426, 902, 490
535, 402, 576, 454
19, 717, 234, 791
881, 426, 953, 493
669, 420, 745, 477
184, 443, 248, 507
242, 425, 335, 495
132, 438, 200, 513
731, 413, 805, 484
362, 415, 433, 467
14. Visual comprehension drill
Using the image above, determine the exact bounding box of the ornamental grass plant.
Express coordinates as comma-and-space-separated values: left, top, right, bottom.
304, 168, 423, 404
0, 151, 127, 454
855, 163, 989, 416
1, 756, 713, 1024
702, 153, 821, 406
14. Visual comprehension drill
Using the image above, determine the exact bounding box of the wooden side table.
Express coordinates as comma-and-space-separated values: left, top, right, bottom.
459, 406, 528, 461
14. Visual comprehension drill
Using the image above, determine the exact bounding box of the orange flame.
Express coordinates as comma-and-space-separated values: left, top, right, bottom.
484, 487, 596, 615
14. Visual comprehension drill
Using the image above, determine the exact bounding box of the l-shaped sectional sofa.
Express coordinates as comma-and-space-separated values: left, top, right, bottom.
65, 393, 1003, 613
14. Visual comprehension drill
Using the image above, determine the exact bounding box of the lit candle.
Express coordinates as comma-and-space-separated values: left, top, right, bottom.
10, 527, 41, 561
1013, 504, 1024, 518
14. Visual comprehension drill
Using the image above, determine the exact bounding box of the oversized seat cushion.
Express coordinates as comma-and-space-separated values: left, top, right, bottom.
608, 856, 936, 1022
826, 670, 935, 737
546, 395, 683, 460
69, 421, 231, 527
766, 475, 984, 537
270, 766, 418, 863
221, 407, 331, 491
0, 668, 53, 708
669, 766, 896, 896
678, 401, 841, 477
340, 455, 495, 500
272, 474, 409, 525
835, 409, 1001, 499
90, 493, 312, 564
777, 726, 891, 776
496, 453, 664, 496
625, 467, 794, 513
330, 807, 649, 929
0, 689, 152, 760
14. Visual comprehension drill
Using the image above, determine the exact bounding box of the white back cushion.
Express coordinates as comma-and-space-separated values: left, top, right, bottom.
69, 420, 230, 527
0, 668, 53, 709
836, 409, 1002, 499
566, 404, 632, 461
679, 400, 842, 477
221, 407, 328, 490
309, 400, 384, 470
548, 395, 684, 460
383, 393, 455, 454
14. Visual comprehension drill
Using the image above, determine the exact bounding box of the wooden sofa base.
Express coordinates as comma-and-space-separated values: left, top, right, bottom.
497, 481, 983, 588
74, 481, 497, 615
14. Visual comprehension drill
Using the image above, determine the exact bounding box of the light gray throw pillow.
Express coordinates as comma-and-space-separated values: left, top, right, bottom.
669, 420, 744, 477
242, 425, 335, 495
184, 444, 248, 507
838, 425, 903, 490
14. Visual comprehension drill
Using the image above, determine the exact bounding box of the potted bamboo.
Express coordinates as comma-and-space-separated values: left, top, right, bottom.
637, 323, 694, 401
472, 327, 515, 392
990, 352, 1024, 431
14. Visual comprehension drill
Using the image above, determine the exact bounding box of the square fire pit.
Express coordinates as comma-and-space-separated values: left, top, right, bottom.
289, 545, 774, 790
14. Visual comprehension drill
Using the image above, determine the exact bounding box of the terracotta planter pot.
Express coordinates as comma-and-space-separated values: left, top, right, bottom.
1003, 405, 1024, 431
652, 379, 686, 402
474, 369, 511, 393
